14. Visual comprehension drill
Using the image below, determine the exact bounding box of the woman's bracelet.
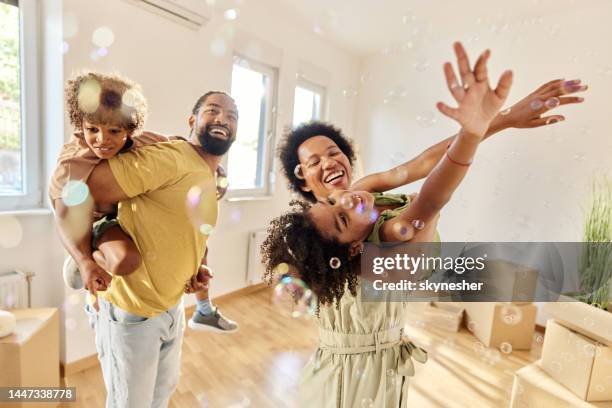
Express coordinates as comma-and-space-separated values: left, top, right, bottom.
445, 143, 472, 167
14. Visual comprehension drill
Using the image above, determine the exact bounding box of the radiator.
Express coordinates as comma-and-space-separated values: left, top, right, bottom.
246, 230, 268, 285
0, 270, 34, 309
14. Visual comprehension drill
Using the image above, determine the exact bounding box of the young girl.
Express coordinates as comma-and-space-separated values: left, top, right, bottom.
262, 43, 514, 407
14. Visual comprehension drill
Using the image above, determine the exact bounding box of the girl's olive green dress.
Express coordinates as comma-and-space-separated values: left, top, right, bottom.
299, 193, 429, 407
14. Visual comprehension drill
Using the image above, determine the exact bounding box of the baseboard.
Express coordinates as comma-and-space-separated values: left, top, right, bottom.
61, 282, 268, 377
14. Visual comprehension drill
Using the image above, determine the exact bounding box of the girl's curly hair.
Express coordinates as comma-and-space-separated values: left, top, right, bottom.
65, 71, 147, 134
261, 200, 360, 307
278, 122, 356, 203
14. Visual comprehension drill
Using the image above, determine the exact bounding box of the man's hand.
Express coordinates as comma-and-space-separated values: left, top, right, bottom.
184, 264, 214, 294
437, 42, 513, 138
491, 78, 587, 131
80, 259, 112, 310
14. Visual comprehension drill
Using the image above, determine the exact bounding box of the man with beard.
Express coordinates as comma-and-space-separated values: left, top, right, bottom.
82, 91, 238, 407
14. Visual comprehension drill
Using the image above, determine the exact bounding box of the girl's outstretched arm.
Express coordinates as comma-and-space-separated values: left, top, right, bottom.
381, 42, 513, 242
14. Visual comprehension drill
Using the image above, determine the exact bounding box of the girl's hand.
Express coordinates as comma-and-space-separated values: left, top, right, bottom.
494, 78, 587, 129
216, 164, 228, 200
437, 42, 513, 138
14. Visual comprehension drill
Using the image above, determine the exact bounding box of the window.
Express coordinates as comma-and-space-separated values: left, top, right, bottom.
227, 56, 277, 196
0, 0, 40, 211
292, 80, 325, 127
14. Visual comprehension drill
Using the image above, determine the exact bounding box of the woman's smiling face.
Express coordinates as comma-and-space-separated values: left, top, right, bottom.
297, 136, 353, 201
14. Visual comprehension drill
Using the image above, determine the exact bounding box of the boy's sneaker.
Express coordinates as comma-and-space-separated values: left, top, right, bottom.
63, 256, 84, 290
188, 307, 239, 333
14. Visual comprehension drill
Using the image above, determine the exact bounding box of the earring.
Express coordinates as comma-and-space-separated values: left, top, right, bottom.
294, 164, 305, 180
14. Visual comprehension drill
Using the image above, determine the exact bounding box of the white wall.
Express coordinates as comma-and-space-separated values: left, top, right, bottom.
354, 3, 612, 242
1, 0, 359, 364
353, 3, 612, 325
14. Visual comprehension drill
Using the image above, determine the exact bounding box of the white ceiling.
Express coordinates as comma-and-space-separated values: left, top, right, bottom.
279, 0, 606, 56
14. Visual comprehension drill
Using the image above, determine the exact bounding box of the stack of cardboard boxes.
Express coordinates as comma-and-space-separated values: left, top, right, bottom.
510, 298, 612, 407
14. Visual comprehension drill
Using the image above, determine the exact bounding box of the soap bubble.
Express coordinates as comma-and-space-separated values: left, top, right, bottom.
529, 99, 543, 110
361, 399, 374, 408
369, 209, 379, 223
210, 38, 226, 57
413, 59, 430, 72
223, 9, 238, 20
383, 88, 406, 105
545, 97, 560, 109
329, 257, 341, 269
274, 263, 289, 275
342, 88, 358, 99
390, 152, 407, 165
416, 111, 436, 128
3, 293, 16, 308
65, 318, 78, 331
217, 177, 229, 189
500, 305, 523, 325
393, 222, 412, 238
272, 275, 316, 318
186, 182, 218, 233
90, 49, 100, 62
199, 224, 214, 235
481, 348, 501, 365
62, 41, 70, 54
92, 26, 115, 48
411, 219, 425, 230
500, 342, 513, 354
77, 78, 101, 113
0, 216, 23, 249
62, 181, 90, 207
581, 343, 596, 358
97, 47, 109, 57
122, 89, 144, 108
340, 195, 354, 209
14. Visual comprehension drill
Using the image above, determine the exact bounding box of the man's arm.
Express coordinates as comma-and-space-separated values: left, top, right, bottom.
87, 160, 130, 204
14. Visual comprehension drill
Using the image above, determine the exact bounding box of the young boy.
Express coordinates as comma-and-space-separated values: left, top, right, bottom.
50, 71, 159, 292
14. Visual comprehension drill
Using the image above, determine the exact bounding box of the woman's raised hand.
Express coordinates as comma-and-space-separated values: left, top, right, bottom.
437, 42, 513, 138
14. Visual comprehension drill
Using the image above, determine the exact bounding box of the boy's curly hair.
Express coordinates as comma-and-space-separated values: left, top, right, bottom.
65, 71, 147, 134
261, 200, 359, 307
278, 121, 356, 203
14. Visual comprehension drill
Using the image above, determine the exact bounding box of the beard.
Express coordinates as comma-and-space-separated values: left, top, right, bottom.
196, 124, 235, 156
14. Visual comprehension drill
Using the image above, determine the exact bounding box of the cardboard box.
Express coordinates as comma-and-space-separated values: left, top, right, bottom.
425, 302, 464, 331
463, 302, 537, 349
543, 296, 612, 346
0, 308, 60, 408
481, 259, 538, 302
511, 360, 612, 408
541, 319, 612, 402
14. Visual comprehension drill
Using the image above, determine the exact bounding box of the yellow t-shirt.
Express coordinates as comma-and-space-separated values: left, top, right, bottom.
101, 140, 217, 317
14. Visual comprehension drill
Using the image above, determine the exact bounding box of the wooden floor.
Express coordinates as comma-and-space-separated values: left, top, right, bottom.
60, 289, 542, 407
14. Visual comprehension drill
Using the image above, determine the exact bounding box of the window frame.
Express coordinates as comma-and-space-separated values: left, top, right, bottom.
293, 78, 326, 126
225, 55, 278, 200
0, 0, 41, 212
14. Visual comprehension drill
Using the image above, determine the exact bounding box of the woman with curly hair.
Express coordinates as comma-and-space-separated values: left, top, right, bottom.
262, 42, 517, 407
